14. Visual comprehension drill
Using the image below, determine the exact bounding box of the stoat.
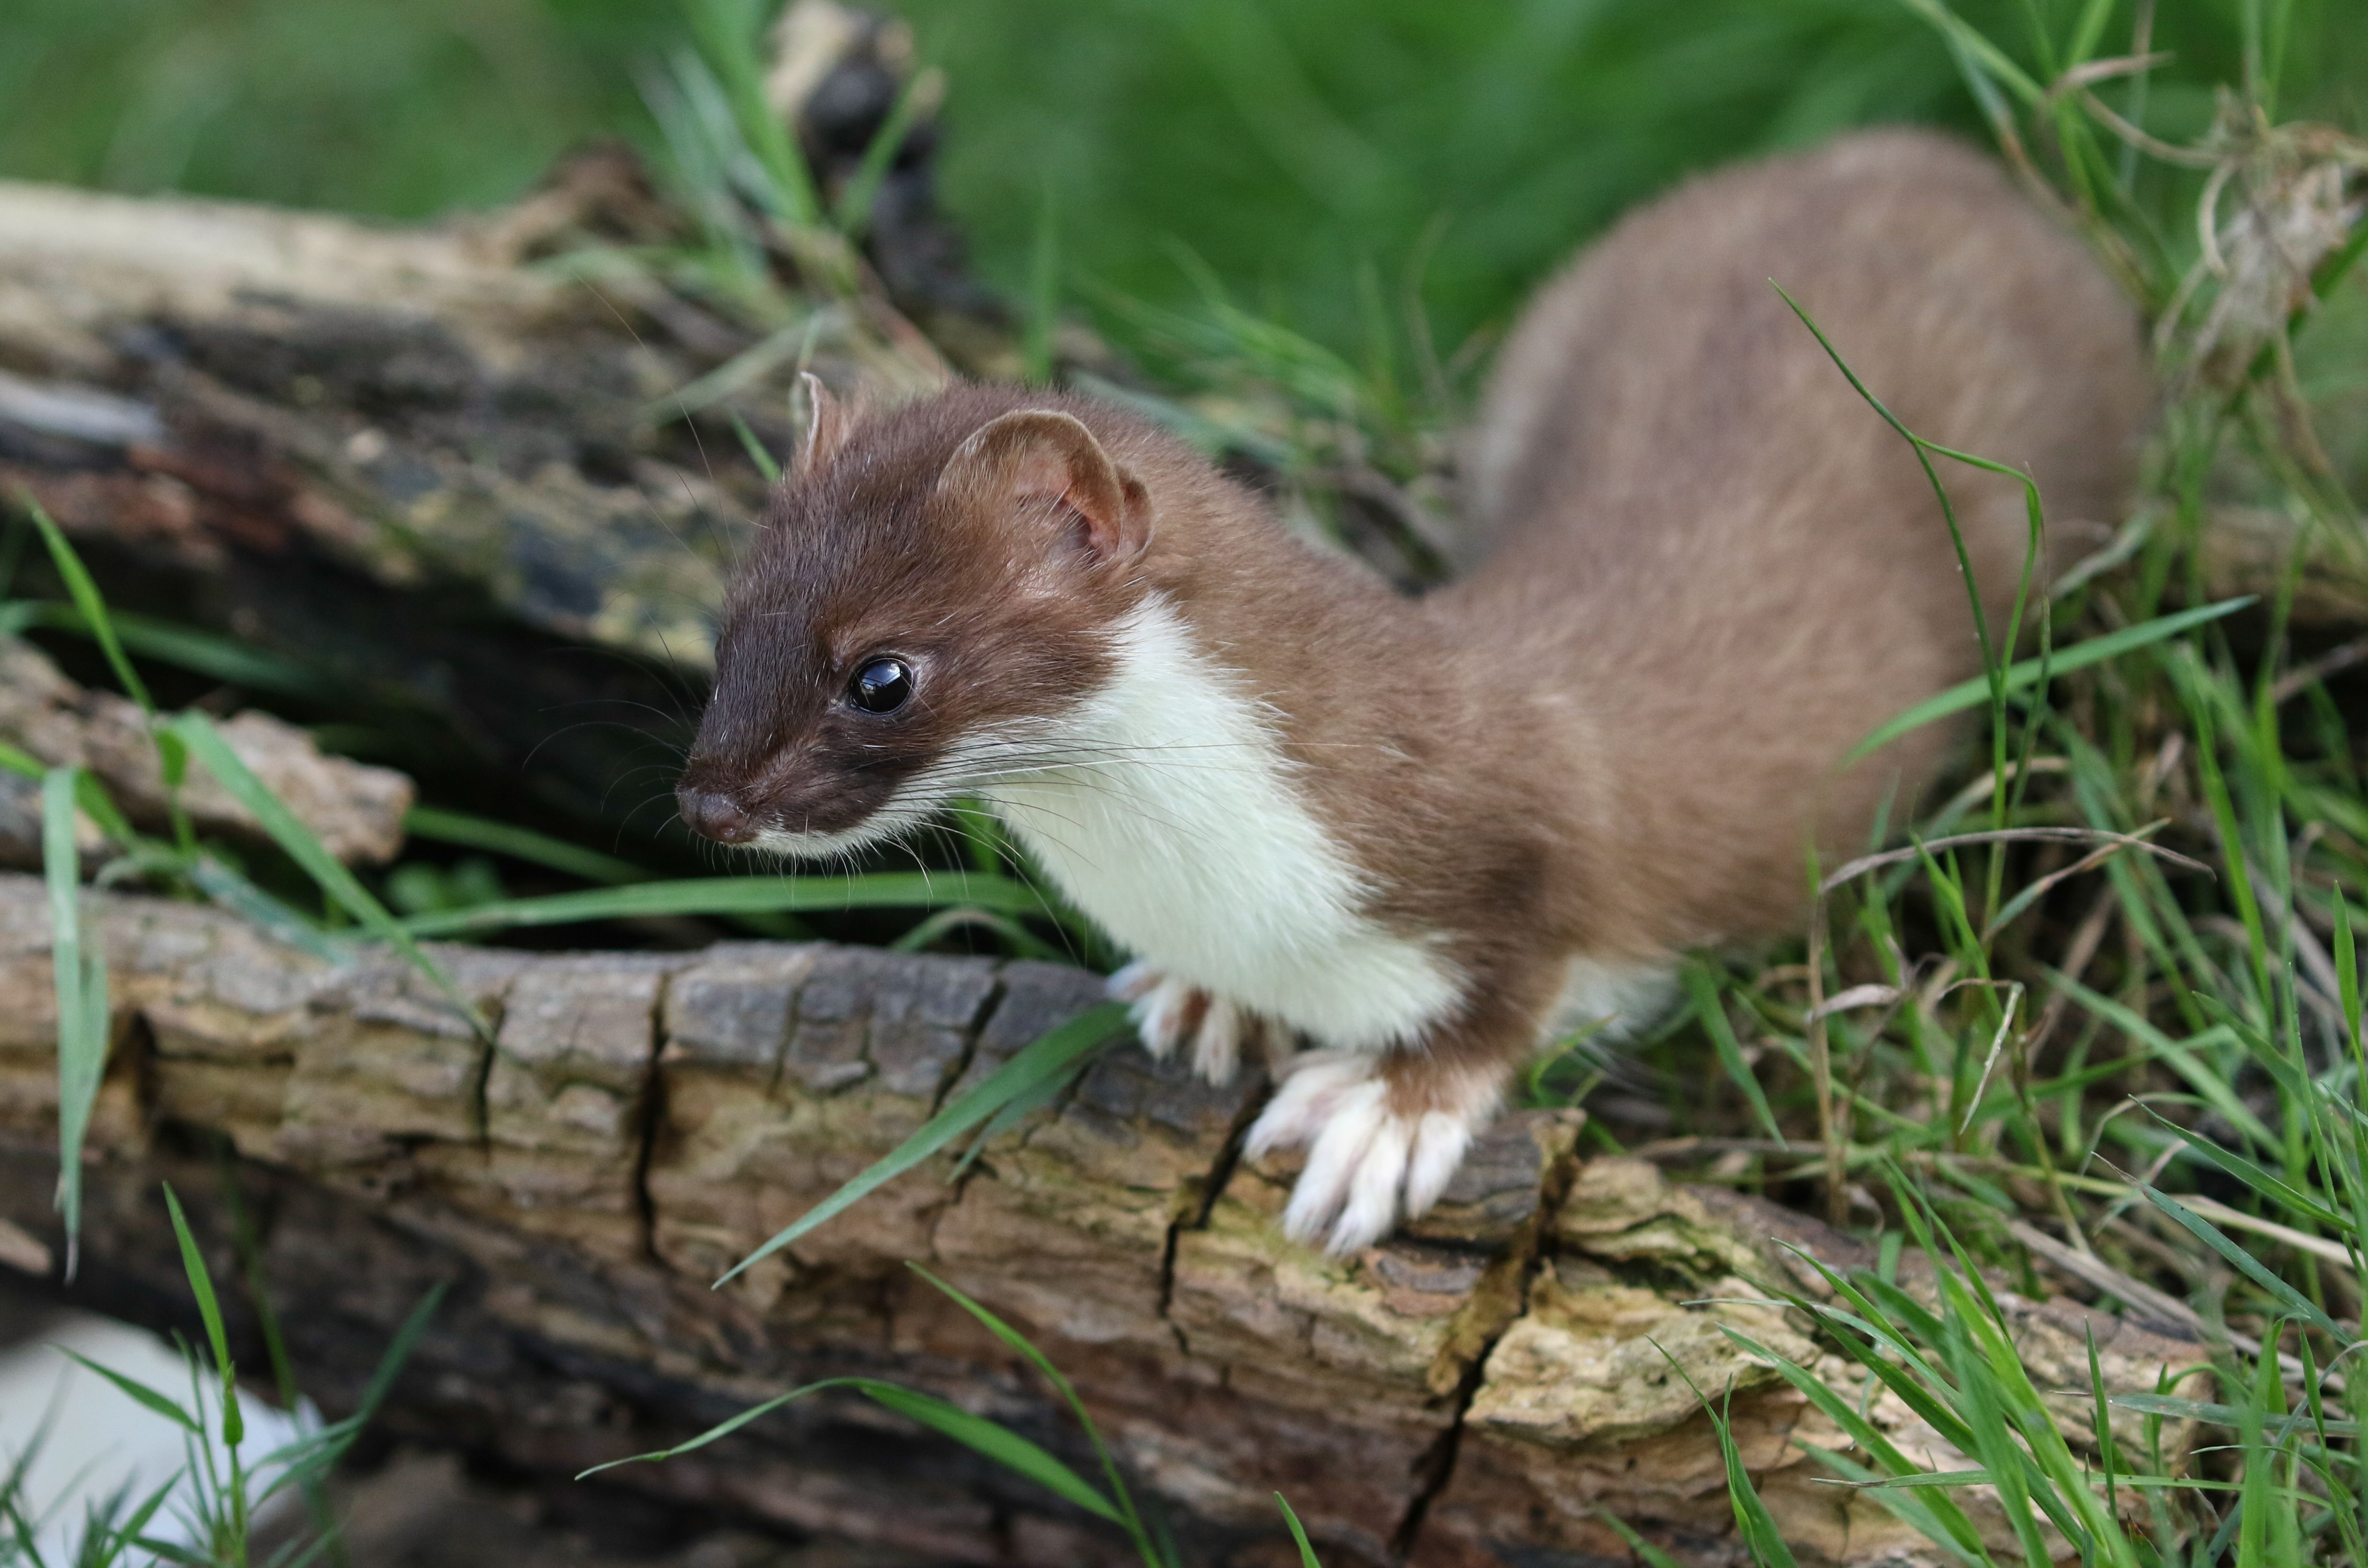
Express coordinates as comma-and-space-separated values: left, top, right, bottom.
676, 129, 2151, 1253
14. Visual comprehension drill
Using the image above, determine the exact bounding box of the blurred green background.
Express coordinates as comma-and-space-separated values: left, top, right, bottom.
2, 0, 2362, 354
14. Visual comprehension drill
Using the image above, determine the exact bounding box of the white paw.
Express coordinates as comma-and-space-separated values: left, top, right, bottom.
1242, 1051, 1497, 1255
1107, 962, 1248, 1085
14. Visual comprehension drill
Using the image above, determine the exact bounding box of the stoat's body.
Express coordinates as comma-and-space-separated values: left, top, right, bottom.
678, 130, 2151, 1252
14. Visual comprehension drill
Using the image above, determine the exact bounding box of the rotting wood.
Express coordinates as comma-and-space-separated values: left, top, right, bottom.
0, 164, 810, 837
0, 142, 1132, 848
0, 877, 2205, 1567
0, 634, 413, 869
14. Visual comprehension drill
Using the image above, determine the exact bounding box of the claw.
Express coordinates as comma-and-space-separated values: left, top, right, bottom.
1246, 1051, 1495, 1254
1189, 996, 1243, 1085
1107, 964, 1252, 1085
1107, 959, 1163, 1003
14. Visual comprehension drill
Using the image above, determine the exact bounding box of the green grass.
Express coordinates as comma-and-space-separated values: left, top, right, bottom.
0, 1180, 437, 1567
1557, 6, 2368, 1555
4, 2, 2359, 357
0, 0, 669, 222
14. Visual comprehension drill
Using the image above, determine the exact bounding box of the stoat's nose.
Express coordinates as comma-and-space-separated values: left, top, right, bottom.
678, 786, 756, 845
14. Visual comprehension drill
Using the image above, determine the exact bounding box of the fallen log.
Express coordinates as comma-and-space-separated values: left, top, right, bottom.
0, 876, 2203, 1567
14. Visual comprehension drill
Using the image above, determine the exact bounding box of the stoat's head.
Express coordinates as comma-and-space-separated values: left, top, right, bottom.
676, 378, 1155, 859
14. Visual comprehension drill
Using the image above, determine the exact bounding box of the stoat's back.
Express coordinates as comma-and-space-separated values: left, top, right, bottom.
1444, 129, 2153, 945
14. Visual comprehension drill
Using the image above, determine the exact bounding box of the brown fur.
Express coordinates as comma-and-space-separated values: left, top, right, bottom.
683, 128, 2151, 1134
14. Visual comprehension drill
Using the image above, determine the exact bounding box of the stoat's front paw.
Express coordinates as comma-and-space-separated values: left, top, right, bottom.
1243, 1051, 1498, 1256
1108, 962, 1254, 1085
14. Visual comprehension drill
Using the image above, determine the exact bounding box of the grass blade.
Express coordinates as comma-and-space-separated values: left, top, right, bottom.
681, 0, 821, 227
833, 68, 937, 236
258, 1280, 446, 1500
42, 766, 108, 1278
1722, 1325, 1997, 1563
908, 1265, 1150, 1550
2141, 1188, 2351, 1346
2052, 977, 2274, 1144
1794, 1446, 1990, 1568
1594, 1510, 1685, 1568
54, 1351, 199, 1434
1652, 1338, 1801, 1568
3, 742, 138, 852
1892, 0, 2045, 105
93, 1471, 186, 1562
162, 1183, 244, 1448
1684, 962, 1786, 1147
728, 410, 782, 486
2337, 899, 2362, 1071
861, 1382, 1122, 1523
171, 712, 488, 1039
21, 498, 152, 716
215, 1148, 308, 1439
1848, 599, 2254, 761
2238, 1323, 2283, 1567
578, 1380, 856, 1476
185, 856, 350, 965
1024, 177, 1061, 385
892, 906, 1067, 963
715, 1002, 1128, 1284
1276, 1494, 1324, 1568
395, 869, 1047, 937
9, 599, 324, 699
2087, 1327, 2118, 1528
582, 1373, 1119, 1523
2144, 1108, 2348, 1231
401, 806, 647, 886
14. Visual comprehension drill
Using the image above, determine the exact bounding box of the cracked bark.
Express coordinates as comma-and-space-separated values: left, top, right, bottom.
0, 877, 2205, 1567
1389, 1126, 1582, 1556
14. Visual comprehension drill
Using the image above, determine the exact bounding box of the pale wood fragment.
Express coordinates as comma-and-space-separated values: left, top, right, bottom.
0, 636, 413, 867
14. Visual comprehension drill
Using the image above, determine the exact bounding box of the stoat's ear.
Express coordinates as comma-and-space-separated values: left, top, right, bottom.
797, 372, 849, 477
940, 409, 1151, 562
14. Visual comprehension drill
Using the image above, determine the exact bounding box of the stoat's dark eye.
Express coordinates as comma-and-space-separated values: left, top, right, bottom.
848, 657, 913, 714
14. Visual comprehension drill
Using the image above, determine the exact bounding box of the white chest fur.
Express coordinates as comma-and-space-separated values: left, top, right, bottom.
980, 595, 1462, 1051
